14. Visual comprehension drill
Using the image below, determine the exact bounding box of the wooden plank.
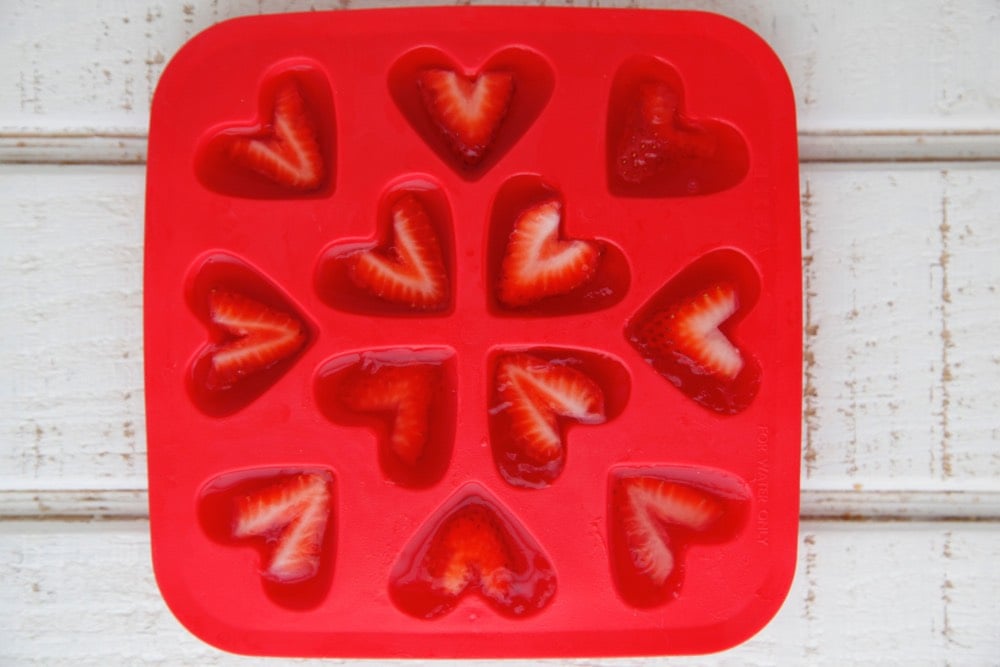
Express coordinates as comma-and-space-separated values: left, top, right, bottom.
1, 0, 999, 139
801, 163, 1000, 487
2, 163, 999, 512
0, 166, 146, 490
1, 520, 997, 664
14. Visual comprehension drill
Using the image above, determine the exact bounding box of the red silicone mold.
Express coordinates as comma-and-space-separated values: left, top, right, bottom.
144, 6, 801, 659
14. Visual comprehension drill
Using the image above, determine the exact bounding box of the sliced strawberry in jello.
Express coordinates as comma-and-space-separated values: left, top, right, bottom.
610, 470, 745, 608
315, 349, 454, 488
636, 283, 743, 380
347, 193, 449, 310
223, 80, 324, 191
627, 281, 759, 414
418, 68, 514, 166
615, 80, 717, 185
389, 487, 556, 619
490, 351, 605, 487
497, 198, 601, 307
205, 289, 307, 391
232, 472, 333, 584
340, 361, 440, 466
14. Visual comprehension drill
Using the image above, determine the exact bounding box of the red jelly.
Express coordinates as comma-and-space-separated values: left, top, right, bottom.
488, 347, 630, 488
198, 468, 336, 610
314, 348, 456, 488
389, 484, 557, 619
388, 46, 555, 179
315, 180, 455, 316
625, 248, 762, 414
185, 253, 316, 417
194, 64, 336, 199
607, 55, 749, 197
487, 174, 630, 316
608, 466, 750, 608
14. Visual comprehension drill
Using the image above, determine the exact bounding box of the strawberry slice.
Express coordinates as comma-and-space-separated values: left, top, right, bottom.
225, 80, 323, 190
389, 492, 556, 619
348, 194, 449, 310
632, 283, 743, 381
493, 352, 605, 464
617, 476, 723, 587
425, 503, 514, 599
612, 476, 726, 606
610, 469, 749, 607
340, 361, 439, 466
616, 81, 716, 185
497, 199, 601, 307
205, 289, 307, 390
232, 472, 333, 583
418, 68, 514, 166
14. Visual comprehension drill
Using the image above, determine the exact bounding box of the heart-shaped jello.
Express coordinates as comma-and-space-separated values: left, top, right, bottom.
389, 484, 556, 619
625, 249, 761, 414
186, 253, 314, 416
607, 56, 749, 197
195, 64, 335, 198
316, 183, 454, 316
389, 47, 554, 179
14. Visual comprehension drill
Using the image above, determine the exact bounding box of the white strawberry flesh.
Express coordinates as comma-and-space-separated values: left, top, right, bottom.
233, 473, 332, 583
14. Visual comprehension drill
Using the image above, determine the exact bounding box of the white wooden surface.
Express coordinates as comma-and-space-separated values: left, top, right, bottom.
2, 0, 999, 664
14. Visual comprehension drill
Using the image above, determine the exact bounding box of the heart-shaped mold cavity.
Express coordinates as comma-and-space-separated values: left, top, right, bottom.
389, 47, 554, 179
625, 249, 761, 414
607, 56, 749, 197
488, 347, 630, 489
488, 175, 629, 316
389, 482, 557, 619
186, 253, 316, 417
314, 348, 456, 488
608, 465, 749, 608
198, 467, 336, 610
316, 178, 454, 316
195, 62, 335, 198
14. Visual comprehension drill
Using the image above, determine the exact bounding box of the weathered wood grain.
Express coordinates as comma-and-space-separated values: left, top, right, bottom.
1, 0, 998, 139
1, 520, 997, 664
0, 166, 145, 493
801, 163, 1000, 488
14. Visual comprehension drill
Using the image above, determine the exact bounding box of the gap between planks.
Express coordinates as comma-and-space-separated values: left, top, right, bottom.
3, 130, 1000, 165
2, 488, 1000, 522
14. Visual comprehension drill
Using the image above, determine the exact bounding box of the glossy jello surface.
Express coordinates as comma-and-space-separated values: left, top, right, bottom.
145, 6, 801, 659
